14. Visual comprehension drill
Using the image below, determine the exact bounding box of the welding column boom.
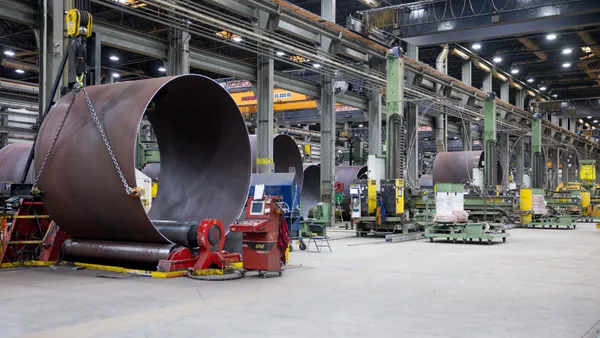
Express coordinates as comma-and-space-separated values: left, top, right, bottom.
386, 47, 405, 179
531, 104, 543, 190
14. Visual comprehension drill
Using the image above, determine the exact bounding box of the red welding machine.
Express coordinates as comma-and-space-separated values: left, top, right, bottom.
230, 196, 289, 278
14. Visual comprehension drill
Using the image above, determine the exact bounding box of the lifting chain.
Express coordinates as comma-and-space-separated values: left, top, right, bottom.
32, 82, 142, 198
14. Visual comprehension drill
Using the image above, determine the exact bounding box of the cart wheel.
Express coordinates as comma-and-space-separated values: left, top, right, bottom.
447, 237, 450, 241
555, 225, 558, 229
278, 270, 283, 277
452, 238, 457, 243
429, 238, 433, 242
262, 272, 267, 279
478, 238, 482, 242
469, 238, 473, 242
567, 225, 571, 229
356, 232, 360, 237
462, 238, 466, 244
299, 242, 307, 251
502, 237, 506, 243
574, 224, 577, 228
542, 225, 545, 228
487, 239, 492, 245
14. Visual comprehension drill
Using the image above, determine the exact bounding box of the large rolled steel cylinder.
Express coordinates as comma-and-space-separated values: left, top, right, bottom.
336, 165, 368, 221
249, 134, 303, 187
35, 75, 251, 254
432, 151, 502, 185
301, 163, 320, 218
0, 142, 33, 183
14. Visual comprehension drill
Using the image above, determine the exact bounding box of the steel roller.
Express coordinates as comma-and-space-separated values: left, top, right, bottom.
0, 143, 33, 183
35, 75, 251, 255
249, 134, 304, 187
432, 151, 502, 185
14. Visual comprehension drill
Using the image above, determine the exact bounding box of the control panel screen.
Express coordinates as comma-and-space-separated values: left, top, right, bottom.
350, 188, 359, 195
250, 201, 265, 215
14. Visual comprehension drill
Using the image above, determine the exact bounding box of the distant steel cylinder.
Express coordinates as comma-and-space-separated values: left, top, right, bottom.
301, 164, 320, 218
432, 151, 502, 185
249, 134, 304, 187
62, 239, 176, 264
34, 75, 251, 253
0, 143, 33, 183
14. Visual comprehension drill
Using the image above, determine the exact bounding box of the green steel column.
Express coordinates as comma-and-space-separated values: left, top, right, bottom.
385, 48, 404, 179
483, 94, 497, 189
531, 114, 543, 191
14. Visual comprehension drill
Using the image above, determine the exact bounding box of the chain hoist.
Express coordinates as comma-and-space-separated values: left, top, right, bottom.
32, 9, 141, 198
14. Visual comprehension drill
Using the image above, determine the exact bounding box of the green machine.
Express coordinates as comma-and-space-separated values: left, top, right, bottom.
351, 48, 408, 236
424, 93, 509, 244
424, 183, 508, 244
136, 118, 160, 170
300, 202, 331, 237
519, 104, 575, 229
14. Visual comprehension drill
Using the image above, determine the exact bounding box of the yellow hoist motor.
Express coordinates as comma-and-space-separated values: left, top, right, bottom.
66, 9, 93, 38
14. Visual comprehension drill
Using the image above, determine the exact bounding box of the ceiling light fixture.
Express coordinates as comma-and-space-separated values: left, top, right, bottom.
112, 72, 120, 78
15, 69, 24, 74
276, 51, 285, 56
472, 43, 481, 50
232, 36, 243, 42
109, 55, 119, 61
546, 33, 557, 40
511, 68, 519, 74
552, 94, 558, 98
540, 86, 547, 91
158, 67, 166, 72
3, 50, 15, 57
562, 63, 571, 68
313, 63, 322, 69
588, 116, 592, 119
493, 56, 502, 63
594, 120, 599, 123
562, 48, 572, 55
527, 78, 534, 83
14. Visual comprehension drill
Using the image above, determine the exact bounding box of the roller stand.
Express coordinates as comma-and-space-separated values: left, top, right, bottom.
154, 219, 241, 273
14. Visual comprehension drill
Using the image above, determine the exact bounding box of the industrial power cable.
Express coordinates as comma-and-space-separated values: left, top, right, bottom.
186, 269, 246, 281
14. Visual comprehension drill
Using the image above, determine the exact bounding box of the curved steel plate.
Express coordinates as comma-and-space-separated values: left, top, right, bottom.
35, 75, 251, 245
0, 143, 33, 183
433, 151, 502, 185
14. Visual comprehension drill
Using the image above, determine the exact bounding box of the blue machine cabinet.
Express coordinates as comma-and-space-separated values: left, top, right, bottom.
248, 173, 302, 242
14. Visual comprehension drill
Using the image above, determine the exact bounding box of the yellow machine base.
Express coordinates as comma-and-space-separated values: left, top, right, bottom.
0, 260, 243, 279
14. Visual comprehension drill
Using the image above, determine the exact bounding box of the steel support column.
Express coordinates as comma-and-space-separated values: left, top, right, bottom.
256, 10, 274, 173
482, 73, 492, 93
435, 45, 448, 153
515, 137, 524, 186
167, 28, 190, 75
461, 61, 472, 151
368, 91, 381, 156
320, 0, 335, 211
515, 90, 526, 110
551, 148, 560, 189
561, 152, 569, 183
500, 82, 509, 103
38, 0, 64, 116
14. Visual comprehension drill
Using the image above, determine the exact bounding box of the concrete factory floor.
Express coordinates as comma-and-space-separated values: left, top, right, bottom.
2, 224, 600, 338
